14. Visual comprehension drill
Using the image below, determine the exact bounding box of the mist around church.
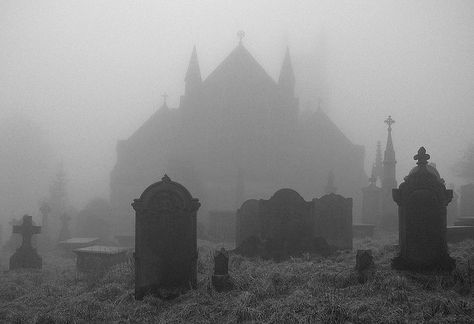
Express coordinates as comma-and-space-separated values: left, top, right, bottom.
1, 1, 474, 322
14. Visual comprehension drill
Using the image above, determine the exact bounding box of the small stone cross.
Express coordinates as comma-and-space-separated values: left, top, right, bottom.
384, 115, 395, 131
161, 93, 168, 105
237, 30, 245, 44
414, 147, 430, 166
13, 215, 41, 249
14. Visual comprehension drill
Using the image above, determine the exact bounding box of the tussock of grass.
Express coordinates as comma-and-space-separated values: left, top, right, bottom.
0, 238, 473, 323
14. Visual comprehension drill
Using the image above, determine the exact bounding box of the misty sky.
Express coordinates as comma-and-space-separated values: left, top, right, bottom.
1, 0, 474, 209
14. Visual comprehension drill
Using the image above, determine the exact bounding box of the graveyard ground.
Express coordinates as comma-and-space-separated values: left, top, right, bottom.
0, 236, 473, 323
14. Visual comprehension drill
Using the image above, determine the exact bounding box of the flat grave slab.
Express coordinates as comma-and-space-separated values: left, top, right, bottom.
353, 224, 375, 237
454, 217, 474, 226
58, 237, 100, 254
73, 245, 131, 272
447, 226, 474, 243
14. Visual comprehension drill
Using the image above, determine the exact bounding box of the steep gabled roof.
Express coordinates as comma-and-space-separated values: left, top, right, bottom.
203, 44, 277, 89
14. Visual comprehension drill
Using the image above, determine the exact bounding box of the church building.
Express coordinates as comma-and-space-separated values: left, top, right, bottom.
110, 38, 367, 233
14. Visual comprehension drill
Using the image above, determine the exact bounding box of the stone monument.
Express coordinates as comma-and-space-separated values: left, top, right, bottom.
132, 174, 200, 299
211, 247, 234, 292
9, 215, 42, 270
314, 193, 353, 250
392, 147, 455, 271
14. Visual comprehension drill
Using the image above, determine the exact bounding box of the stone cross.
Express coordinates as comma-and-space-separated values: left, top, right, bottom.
384, 115, 395, 131
237, 30, 245, 44
13, 215, 41, 249
161, 93, 168, 105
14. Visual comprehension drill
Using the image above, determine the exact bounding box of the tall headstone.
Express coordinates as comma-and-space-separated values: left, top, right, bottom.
361, 169, 382, 225
58, 213, 71, 242
9, 215, 42, 270
235, 199, 259, 248
259, 189, 313, 256
132, 174, 200, 299
314, 193, 353, 250
392, 147, 455, 271
211, 247, 233, 292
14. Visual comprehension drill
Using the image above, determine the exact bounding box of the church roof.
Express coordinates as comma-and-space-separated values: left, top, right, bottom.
203, 44, 277, 89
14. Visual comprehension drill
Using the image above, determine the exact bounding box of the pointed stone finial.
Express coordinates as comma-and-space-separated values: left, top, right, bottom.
237, 30, 245, 45
162, 174, 171, 183
161, 93, 168, 106
384, 115, 395, 131
414, 147, 430, 166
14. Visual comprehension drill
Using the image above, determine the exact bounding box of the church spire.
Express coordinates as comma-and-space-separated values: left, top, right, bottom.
382, 115, 397, 190
278, 47, 295, 97
185, 45, 202, 96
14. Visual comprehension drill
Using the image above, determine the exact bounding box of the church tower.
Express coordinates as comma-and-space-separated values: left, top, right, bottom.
184, 45, 202, 96
382, 116, 397, 190
381, 115, 398, 229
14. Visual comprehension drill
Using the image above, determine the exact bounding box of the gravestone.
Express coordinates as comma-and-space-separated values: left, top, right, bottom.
132, 174, 200, 299
361, 174, 382, 225
73, 245, 130, 272
58, 213, 71, 242
355, 249, 375, 283
392, 147, 455, 271
459, 183, 474, 217
235, 199, 259, 248
208, 210, 235, 243
9, 215, 42, 270
211, 247, 233, 292
259, 189, 314, 257
58, 237, 100, 255
314, 193, 353, 250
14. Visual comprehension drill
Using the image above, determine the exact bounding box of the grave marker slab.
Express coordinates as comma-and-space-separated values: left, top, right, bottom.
314, 193, 353, 250
73, 245, 130, 272
133, 174, 200, 299
58, 237, 100, 254
9, 215, 42, 270
235, 199, 259, 248
392, 147, 455, 271
212, 247, 233, 292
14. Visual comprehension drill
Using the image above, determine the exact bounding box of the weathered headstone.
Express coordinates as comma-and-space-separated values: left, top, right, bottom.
9, 215, 42, 270
73, 245, 130, 272
208, 210, 235, 243
392, 147, 455, 271
235, 199, 259, 248
58, 237, 100, 255
314, 193, 353, 250
259, 189, 314, 257
211, 247, 234, 292
132, 174, 200, 299
361, 173, 382, 225
58, 213, 72, 242
355, 249, 375, 283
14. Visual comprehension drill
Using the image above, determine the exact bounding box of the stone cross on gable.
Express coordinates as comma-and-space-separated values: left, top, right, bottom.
13, 215, 41, 249
161, 93, 168, 105
414, 146, 430, 166
237, 30, 245, 44
384, 115, 395, 131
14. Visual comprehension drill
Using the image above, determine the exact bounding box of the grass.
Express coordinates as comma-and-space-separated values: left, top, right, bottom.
0, 236, 473, 323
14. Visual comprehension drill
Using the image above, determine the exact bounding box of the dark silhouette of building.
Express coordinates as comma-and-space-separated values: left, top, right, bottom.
110, 39, 367, 233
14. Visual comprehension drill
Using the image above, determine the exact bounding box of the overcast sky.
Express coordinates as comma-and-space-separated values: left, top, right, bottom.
1, 0, 474, 208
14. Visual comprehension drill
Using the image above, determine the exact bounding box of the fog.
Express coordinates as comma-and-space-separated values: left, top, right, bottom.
1, 0, 474, 221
